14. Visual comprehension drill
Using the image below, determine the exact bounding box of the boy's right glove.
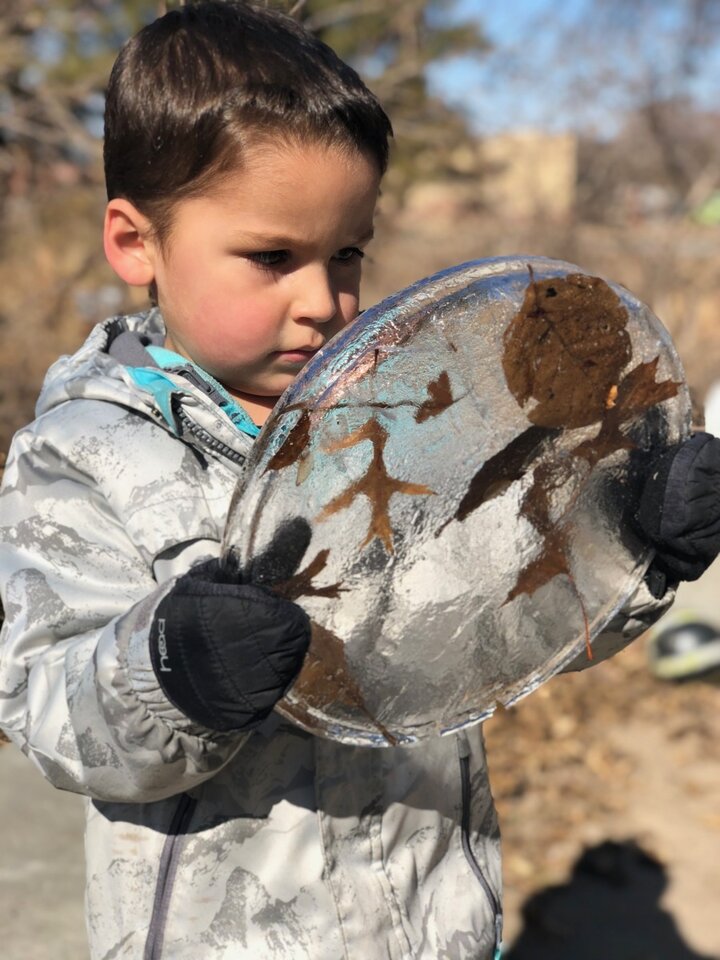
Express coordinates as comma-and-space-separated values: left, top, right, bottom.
149, 558, 311, 732
636, 431, 720, 588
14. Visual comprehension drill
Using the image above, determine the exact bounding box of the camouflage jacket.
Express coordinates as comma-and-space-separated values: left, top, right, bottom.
0, 311, 671, 960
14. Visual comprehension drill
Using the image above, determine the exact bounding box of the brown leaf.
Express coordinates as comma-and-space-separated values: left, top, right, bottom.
271, 549, 345, 601
503, 271, 632, 429
504, 460, 571, 604
415, 370, 456, 423
571, 409, 634, 466
504, 528, 572, 604
443, 425, 559, 534
264, 410, 311, 473
502, 339, 681, 608
614, 357, 681, 419
572, 358, 681, 466
318, 417, 434, 553
504, 460, 592, 659
290, 620, 397, 744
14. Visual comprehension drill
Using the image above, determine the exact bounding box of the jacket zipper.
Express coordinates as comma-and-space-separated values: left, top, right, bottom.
143, 793, 197, 960
457, 732, 503, 958
176, 406, 249, 466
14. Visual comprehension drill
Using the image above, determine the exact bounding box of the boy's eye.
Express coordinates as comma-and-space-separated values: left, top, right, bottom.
334, 247, 364, 263
245, 247, 364, 269
247, 250, 289, 268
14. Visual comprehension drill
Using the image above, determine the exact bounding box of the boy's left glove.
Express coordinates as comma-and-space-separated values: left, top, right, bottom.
637, 431, 720, 584
149, 557, 310, 732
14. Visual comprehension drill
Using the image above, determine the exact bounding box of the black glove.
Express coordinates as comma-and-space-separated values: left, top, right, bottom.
637, 431, 720, 586
149, 556, 311, 732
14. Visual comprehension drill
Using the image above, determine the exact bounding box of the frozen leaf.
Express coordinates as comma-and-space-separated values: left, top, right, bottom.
318, 417, 435, 553
415, 370, 457, 422
289, 621, 396, 744
272, 549, 345, 601
452, 426, 556, 525
614, 357, 680, 419
573, 358, 681, 465
265, 410, 311, 474
503, 271, 632, 429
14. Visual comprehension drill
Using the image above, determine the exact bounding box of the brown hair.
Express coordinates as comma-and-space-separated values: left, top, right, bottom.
104, 1, 392, 244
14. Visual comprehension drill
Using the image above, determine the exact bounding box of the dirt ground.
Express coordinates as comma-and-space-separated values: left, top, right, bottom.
486, 562, 720, 959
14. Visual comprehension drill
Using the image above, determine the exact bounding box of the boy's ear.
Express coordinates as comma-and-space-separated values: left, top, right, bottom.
103, 199, 158, 287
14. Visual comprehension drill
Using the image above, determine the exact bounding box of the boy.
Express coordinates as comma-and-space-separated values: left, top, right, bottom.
1, 3, 719, 958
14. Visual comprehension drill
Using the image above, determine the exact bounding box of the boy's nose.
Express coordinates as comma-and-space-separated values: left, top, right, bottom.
292, 266, 337, 324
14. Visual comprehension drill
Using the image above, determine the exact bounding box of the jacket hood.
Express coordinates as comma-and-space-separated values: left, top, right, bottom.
35, 310, 166, 419
35, 309, 255, 470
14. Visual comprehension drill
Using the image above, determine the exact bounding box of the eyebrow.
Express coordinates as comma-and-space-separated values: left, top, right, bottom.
234, 227, 375, 247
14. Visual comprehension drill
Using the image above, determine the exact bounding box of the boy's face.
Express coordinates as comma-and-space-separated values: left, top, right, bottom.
147, 139, 381, 423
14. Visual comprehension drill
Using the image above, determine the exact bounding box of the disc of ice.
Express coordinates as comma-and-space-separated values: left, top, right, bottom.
222, 256, 690, 745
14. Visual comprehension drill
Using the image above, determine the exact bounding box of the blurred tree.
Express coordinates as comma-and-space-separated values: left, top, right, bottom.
501, 0, 720, 219
293, 0, 491, 196
578, 99, 720, 223
576, 0, 720, 213
0, 0, 490, 213
0, 0, 161, 210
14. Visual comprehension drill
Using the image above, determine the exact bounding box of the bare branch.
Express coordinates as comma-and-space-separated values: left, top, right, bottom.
303, 0, 389, 33
1, 107, 99, 156
289, 0, 308, 18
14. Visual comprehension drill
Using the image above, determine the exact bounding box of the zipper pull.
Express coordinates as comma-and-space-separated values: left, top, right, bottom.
456, 728, 471, 760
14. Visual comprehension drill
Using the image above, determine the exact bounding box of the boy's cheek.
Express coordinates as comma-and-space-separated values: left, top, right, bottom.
190, 293, 264, 346
338, 290, 361, 322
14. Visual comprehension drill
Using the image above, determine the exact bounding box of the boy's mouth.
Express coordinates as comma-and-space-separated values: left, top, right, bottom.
274, 348, 320, 364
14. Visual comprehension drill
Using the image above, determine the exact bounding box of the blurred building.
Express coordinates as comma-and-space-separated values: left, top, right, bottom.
400, 130, 578, 226
478, 130, 577, 222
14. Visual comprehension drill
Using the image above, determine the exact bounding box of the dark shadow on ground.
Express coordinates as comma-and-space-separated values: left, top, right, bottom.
504, 840, 715, 960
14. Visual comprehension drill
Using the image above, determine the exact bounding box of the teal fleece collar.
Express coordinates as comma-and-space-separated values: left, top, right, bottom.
147, 346, 261, 438
126, 344, 260, 438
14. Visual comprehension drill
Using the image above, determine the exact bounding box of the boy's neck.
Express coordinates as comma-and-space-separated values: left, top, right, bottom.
160, 333, 277, 427
227, 388, 278, 426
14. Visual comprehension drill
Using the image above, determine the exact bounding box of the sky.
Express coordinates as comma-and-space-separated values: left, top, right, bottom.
427, 0, 586, 134
427, 0, 720, 137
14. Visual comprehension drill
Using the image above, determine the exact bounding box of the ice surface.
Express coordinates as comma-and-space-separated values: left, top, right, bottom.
222, 256, 691, 745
